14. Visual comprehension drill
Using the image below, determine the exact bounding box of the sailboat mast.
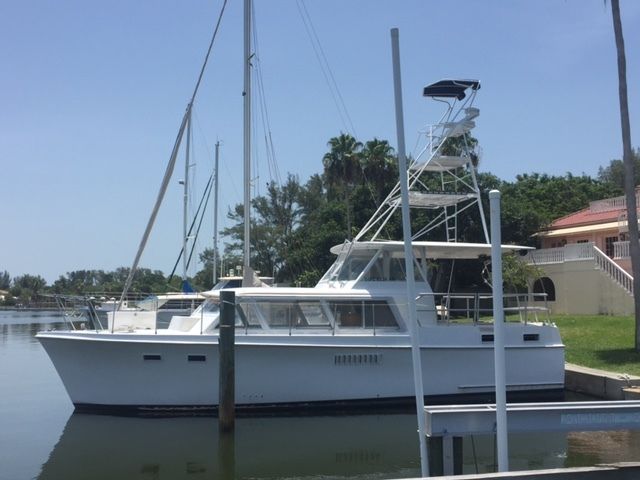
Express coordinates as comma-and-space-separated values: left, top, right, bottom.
213, 141, 220, 286
243, 0, 252, 274
183, 106, 192, 287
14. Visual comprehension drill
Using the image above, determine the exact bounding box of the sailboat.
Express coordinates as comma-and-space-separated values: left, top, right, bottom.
37, 4, 564, 411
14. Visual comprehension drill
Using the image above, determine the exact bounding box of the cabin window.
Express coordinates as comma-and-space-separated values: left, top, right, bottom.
481, 334, 494, 342
523, 334, 539, 342
160, 299, 199, 310
363, 301, 397, 327
257, 302, 300, 328
252, 301, 331, 329
143, 354, 162, 361
362, 255, 385, 281
329, 300, 398, 329
388, 257, 407, 281
297, 302, 331, 327
236, 303, 261, 328
188, 354, 206, 362
533, 277, 556, 302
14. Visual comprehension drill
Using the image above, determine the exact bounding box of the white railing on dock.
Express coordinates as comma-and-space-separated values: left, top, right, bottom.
593, 245, 634, 295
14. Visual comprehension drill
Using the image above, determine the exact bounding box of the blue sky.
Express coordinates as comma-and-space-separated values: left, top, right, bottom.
2, 0, 639, 283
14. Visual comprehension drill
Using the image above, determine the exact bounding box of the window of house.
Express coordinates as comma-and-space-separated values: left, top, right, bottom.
576, 240, 589, 244
605, 236, 618, 258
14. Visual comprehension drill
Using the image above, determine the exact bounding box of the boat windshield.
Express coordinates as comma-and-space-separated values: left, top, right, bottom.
337, 253, 374, 281
192, 299, 219, 316
136, 295, 164, 311
321, 248, 427, 284
321, 250, 377, 283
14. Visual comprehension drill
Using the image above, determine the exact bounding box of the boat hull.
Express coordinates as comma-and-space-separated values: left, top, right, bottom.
38, 325, 564, 412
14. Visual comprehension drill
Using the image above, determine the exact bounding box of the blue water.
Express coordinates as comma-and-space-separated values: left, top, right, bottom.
1, 311, 639, 479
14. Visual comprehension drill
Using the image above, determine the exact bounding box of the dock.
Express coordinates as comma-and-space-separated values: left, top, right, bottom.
418, 364, 640, 479
414, 462, 640, 479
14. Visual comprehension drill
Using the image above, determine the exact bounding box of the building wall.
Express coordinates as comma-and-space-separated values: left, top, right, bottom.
541, 228, 623, 258
534, 260, 633, 316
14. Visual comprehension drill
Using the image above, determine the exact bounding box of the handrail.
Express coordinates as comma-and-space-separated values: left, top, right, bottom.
416, 292, 551, 325
593, 245, 634, 294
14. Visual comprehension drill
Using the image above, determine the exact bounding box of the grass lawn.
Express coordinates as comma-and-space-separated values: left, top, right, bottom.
554, 315, 640, 377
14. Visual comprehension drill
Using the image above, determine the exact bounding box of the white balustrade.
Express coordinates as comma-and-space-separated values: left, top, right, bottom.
593, 245, 634, 295
614, 241, 630, 259
564, 242, 595, 261
527, 243, 595, 264
589, 194, 640, 213
526, 247, 565, 264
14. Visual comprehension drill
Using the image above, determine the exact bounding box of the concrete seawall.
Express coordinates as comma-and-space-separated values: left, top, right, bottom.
425, 462, 640, 480
565, 363, 640, 400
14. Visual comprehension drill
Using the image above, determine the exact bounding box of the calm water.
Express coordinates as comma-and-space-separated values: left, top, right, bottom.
2, 311, 640, 480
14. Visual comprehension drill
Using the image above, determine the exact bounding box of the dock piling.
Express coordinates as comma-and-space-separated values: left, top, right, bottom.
219, 290, 235, 432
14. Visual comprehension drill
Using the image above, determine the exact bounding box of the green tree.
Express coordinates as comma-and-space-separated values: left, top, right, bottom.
323, 133, 363, 239
193, 247, 219, 290
221, 174, 304, 283
360, 138, 397, 205
597, 149, 640, 192
11, 274, 47, 305
0, 270, 10, 290
499, 172, 615, 245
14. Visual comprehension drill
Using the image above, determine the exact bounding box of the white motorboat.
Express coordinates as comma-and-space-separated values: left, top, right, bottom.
37, 72, 565, 411
37, 237, 564, 411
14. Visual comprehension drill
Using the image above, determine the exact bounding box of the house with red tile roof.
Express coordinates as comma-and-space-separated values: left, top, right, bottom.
536, 193, 637, 274
526, 192, 636, 315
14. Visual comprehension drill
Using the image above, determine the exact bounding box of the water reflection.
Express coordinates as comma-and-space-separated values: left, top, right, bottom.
38, 413, 422, 480
38, 413, 597, 479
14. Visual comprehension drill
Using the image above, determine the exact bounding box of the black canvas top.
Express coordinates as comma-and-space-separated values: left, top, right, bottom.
423, 79, 481, 100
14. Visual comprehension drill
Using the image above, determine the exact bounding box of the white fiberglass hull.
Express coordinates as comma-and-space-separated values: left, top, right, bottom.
37, 324, 564, 411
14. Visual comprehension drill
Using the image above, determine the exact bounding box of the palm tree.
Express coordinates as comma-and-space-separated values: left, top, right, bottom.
322, 133, 363, 239
611, 0, 640, 350
361, 138, 396, 204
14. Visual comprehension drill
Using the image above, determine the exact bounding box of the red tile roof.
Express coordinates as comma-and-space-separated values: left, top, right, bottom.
549, 207, 623, 228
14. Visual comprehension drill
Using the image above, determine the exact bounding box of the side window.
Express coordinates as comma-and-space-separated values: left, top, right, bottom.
363, 301, 398, 328
329, 301, 398, 329
236, 303, 261, 328
330, 302, 363, 327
